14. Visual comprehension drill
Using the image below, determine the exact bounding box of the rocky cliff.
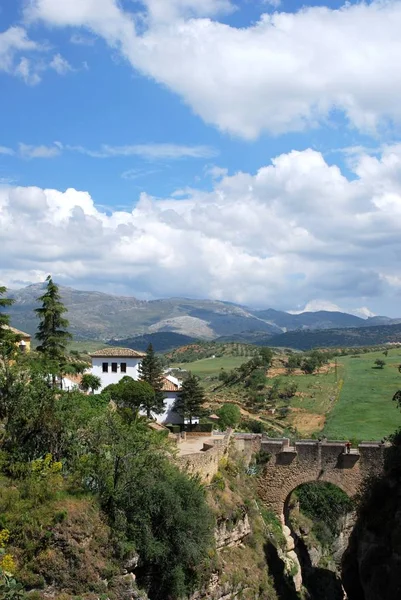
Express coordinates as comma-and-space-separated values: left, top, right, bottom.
342, 436, 401, 600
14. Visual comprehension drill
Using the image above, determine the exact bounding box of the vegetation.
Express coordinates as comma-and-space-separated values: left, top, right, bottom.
294, 482, 353, 544
35, 276, 72, 386
0, 287, 14, 336
0, 280, 215, 600
323, 350, 401, 440
139, 343, 165, 415
216, 403, 241, 430
104, 376, 158, 418
174, 373, 205, 425
80, 373, 102, 393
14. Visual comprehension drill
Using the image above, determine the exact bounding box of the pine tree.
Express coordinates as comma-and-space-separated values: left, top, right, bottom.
35, 276, 71, 383
174, 373, 204, 426
0, 286, 19, 359
138, 343, 165, 414
0, 286, 14, 338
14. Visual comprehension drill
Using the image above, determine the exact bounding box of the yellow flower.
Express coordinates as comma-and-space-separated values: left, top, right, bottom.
0, 554, 15, 574
0, 529, 10, 548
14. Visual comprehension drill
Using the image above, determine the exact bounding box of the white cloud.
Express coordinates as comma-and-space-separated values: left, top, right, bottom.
67, 143, 217, 159
49, 53, 73, 74
70, 33, 96, 45
121, 168, 162, 180
19, 143, 62, 159
25, 0, 401, 137
0, 26, 43, 83
2, 146, 401, 313
0, 146, 14, 156
289, 300, 343, 315
262, 0, 281, 8
353, 306, 376, 318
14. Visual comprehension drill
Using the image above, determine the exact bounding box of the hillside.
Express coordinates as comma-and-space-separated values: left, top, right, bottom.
263, 323, 401, 350
6, 282, 400, 343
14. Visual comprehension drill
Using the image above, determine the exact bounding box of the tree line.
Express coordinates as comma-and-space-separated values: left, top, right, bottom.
0, 279, 214, 599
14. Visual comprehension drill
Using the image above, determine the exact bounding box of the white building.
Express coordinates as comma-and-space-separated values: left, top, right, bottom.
88, 347, 187, 425
89, 347, 146, 390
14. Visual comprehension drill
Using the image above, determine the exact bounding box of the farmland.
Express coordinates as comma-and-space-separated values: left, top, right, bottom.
171, 347, 401, 441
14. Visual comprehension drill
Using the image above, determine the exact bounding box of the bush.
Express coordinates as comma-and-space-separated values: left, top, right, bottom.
184, 423, 213, 433
216, 404, 241, 430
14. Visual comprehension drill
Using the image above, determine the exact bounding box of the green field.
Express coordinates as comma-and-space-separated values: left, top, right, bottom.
174, 349, 401, 441
323, 350, 401, 441
171, 356, 248, 377
67, 340, 109, 354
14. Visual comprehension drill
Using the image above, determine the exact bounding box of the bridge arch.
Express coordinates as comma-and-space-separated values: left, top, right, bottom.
252, 437, 386, 522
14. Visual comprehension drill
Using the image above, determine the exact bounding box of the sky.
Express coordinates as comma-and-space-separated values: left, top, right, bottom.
1, 0, 401, 316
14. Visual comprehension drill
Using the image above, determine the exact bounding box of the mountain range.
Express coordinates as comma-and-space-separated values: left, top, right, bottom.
5, 283, 401, 350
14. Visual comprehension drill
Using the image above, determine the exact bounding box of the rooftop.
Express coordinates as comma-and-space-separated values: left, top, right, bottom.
3, 325, 31, 338
162, 377, 180, 392
89, 347, 146, 358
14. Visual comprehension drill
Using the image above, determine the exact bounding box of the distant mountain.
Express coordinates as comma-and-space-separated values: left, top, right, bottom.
6, 283, 279, 341
250, 308, 366, 330
255, 323, 401, 350
6, 282, 400, 344
109, 332, 197, 353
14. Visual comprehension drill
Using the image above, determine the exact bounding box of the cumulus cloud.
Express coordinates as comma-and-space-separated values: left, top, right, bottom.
25, 0, 401, 137
1, 146, 401, 313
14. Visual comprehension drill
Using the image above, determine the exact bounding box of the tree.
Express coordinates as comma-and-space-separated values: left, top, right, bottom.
35, 276, 71, 384
258, 347, 274, 368
0, 287, 14, 336
80, 373, 102, 394
217, 403, 241, 430
286, 353, 301, 374
374, 358, 386, 369
82, 411, 214, 599
138, 344, 165, 415
174, 373, 205, 425
104, 376, 157, 418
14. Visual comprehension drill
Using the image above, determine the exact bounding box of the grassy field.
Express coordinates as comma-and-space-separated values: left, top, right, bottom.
323, 349, 401, 441
173, 349, 401, 441
171, 356, 248, 377
67, 340, 109, 354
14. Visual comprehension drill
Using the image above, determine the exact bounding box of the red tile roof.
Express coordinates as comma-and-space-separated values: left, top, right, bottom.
162, 377, 180, 391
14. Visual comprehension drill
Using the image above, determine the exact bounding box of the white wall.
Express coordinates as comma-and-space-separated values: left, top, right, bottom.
91, 356, 142, 391
154, 391, 182, 424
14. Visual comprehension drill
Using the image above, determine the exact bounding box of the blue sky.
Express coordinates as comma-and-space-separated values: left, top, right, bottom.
1, 0, 401, 316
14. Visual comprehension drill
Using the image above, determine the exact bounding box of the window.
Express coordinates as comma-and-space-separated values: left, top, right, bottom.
112, 362, 118, 373
102, 362, 108, 373
121, 362, 127, 373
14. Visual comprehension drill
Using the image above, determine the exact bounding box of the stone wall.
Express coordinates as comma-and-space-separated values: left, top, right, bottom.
176, 431, 232, 483
254, 437, 387, 520
232, 433, 262, 466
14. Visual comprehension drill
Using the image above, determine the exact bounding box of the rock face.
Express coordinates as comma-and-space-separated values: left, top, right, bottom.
215, 511, 251, 550
342, 479, 401, 599
342, 442, 401, 600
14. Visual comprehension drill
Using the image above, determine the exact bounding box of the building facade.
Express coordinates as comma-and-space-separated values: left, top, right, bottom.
89, 347, 146, 390
89, 347, 186, 424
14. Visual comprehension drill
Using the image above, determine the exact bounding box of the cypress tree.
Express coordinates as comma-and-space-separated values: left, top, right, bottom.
35, 276, 71, 384
138, 343, 165, 414
174, 373, 204, 426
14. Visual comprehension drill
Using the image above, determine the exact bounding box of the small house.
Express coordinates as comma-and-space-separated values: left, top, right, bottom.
89, 347, 146, 390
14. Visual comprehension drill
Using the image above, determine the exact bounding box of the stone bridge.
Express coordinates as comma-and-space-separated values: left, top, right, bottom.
233, 435, 387, 521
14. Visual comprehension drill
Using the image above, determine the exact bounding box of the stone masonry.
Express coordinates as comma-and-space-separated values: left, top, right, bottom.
233, 434, 387, 521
